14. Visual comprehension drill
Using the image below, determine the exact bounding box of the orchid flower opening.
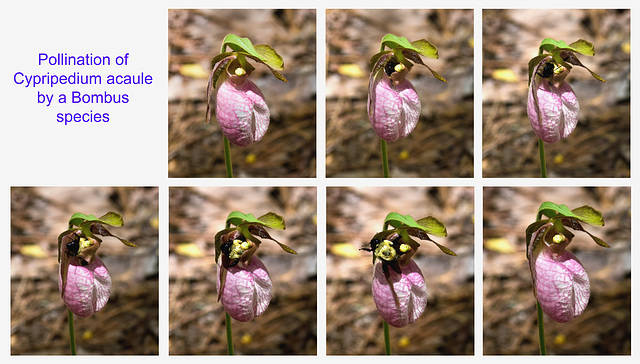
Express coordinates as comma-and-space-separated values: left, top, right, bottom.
362, 213, 455, 328
206, 34, 287, 147
368, 60, 421, 142
527, 38, 605, 144
526, 202, 608, 323
528, 56, 579, 143
57, 212, 136, 317
215, 212, 296, 322
367, 34, 446, 142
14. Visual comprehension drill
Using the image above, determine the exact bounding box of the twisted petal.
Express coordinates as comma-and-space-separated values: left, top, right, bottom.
368, 74, 421, 142
215, 77, 270, 147
58, 255, 111, 317
534, 247, 590, 323
217, 255, 272, 322
527, 63, 579, 143
372, 259, 427, 328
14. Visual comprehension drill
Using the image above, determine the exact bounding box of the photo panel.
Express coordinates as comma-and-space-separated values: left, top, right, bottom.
326, 186, 474, 354
10, 186, 159, 355
168, 186, 317, 354
326, 9, 474, 178
483, 186, 630, 354
168, 9, 317, 178
482, 9, 630, 178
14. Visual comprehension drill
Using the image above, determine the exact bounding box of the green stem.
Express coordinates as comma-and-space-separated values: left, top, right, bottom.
67, 309, 77, 355
383, 321, 391, 355
536, 300, 547, 355
225, 312, 234, 355
538, 138, 547, 178
381, 139, 389, 178
223, 136, 234, 178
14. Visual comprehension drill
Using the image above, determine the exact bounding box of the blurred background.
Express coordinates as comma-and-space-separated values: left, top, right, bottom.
483, 186, 630, 354
482, 9, 630, 177
168, 9, 316, 178
326, 9, 474, 178
168, 186, 317, 354
326, 186, 474, 354
10, 187, 159, 355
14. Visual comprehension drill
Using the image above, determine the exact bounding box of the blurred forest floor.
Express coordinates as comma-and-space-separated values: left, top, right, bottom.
482, 9, 630, 177
168, 187, 317, 354
326, 9, 474, 177
483, 186, 630, 354
168, 9, 317, 178
326, 187, 474, 354
11, 187, 159, 355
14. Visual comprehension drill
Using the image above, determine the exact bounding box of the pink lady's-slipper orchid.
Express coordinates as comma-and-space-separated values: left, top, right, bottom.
526, 202, 608, 323
206, 34, 287, 147
362, 212, 455, 328
215, 211, 296, 322
527, 38, 605, 143
367, 34, 446, 142
57, 212, 136, 317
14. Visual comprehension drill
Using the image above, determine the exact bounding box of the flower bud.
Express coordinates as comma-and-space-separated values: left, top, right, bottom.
58, 255, 112, 317
215, 73, 270, 147
372, 259, 427, 328
527, 57, 579, 143
367, 68, 421, 142
217, 255, 272, 322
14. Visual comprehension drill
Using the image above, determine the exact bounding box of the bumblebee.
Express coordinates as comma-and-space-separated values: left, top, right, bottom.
384, 59, 400, 77
537, 62, 555, 79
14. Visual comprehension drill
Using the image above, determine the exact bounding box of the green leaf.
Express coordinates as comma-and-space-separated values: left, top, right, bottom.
380, 34, 414, 51
68, 212, 98, 228
409, 39, 439, 59
415, 216, 448, 237
226, 211, 258, 227
383, 212, 421, 230
568, 39, 596, 56
571, 205, 604, 227
254, 44, 285, 70
98, 211, 124, 227
539, 38, 570, 53
257, 212, 286, 230
537, 201, 575, 220
221, 34, 260, 58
